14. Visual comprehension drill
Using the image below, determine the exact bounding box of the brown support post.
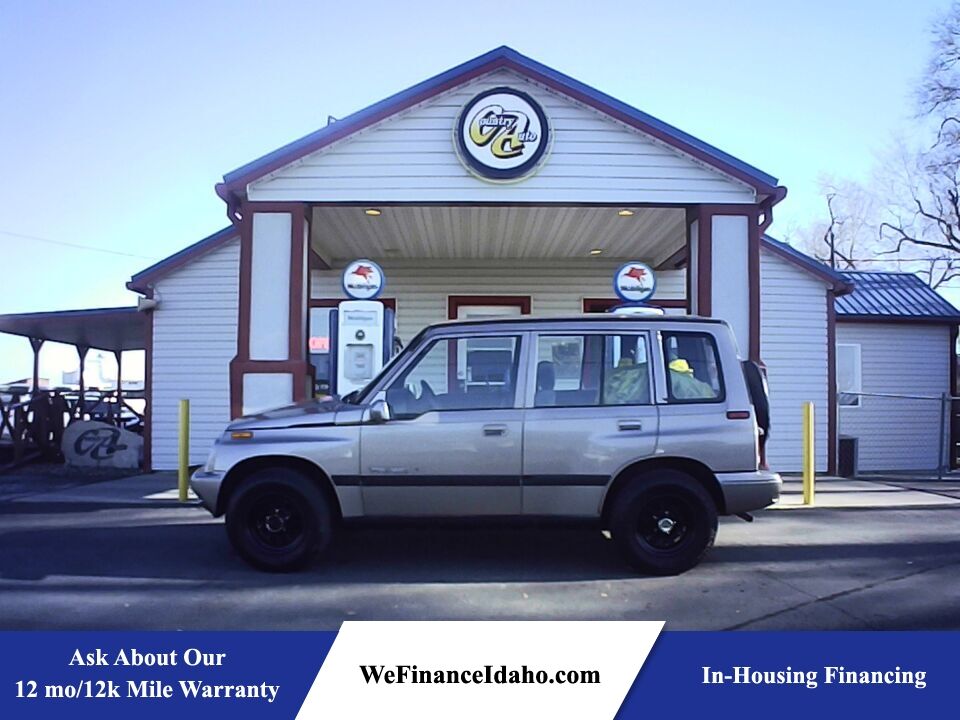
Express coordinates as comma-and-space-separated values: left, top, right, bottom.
950, 324, 958, 470
29, 337, 44, 393
230, 202, 312, 417
684, 207, 696, 316
695, 204, 762, 362
114, 350, 123, 425
827, 299, 838, 475
76, 345, 89, 421
143, 310, 154, 471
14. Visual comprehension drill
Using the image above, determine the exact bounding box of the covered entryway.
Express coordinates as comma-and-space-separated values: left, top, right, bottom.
213, 47, 784, 417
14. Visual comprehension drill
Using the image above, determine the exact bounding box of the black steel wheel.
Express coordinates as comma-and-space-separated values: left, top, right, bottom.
610, 470, 717, 575
226, 467, 333, 572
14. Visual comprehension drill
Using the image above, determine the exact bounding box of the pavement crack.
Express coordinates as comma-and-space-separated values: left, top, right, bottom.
723, 558, 960, 630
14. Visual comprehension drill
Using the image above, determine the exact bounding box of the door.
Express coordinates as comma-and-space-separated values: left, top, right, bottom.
360, 332, 525, 516
522, 331, 659, 516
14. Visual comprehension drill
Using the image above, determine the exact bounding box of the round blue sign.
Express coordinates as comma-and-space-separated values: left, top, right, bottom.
613, 262, 656, 302
342, 259, 385, 300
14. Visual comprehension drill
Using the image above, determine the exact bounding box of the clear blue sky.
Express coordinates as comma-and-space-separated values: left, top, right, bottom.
0, 0, 949, 382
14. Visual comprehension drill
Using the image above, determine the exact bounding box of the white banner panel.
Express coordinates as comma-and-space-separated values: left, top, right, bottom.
297, 620, 663, 719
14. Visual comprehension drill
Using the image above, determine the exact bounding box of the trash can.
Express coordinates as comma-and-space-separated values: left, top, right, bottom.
838, 435, 858, 478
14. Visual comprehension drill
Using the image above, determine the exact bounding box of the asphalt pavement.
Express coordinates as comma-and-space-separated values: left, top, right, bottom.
0, 471, 958, 630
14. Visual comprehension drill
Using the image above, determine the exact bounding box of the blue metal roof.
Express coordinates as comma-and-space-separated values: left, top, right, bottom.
836, 271, 960, 322
222, 46, 779, 191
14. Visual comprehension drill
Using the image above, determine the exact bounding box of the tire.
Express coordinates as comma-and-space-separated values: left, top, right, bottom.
225, 467, 333, 572
610, 470, 718, 576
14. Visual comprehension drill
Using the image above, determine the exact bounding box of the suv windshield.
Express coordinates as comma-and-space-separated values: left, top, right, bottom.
349, 331, 424, 404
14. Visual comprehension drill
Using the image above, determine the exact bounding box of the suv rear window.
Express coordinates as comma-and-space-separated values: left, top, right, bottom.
534, 333, 651, 407
661, 332, 724, 402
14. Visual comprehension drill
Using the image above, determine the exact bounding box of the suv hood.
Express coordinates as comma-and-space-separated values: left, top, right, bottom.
227, 397, 357, 431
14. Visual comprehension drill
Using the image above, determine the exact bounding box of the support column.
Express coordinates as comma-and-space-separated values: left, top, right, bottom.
688, 205, 761, 361
76, 345, 89, 420
29, 337, 44, 393
230, 202, 311, 417
114, 350, 123, 424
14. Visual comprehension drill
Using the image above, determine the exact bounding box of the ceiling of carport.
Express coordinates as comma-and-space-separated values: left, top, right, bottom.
310, 205, 686, 265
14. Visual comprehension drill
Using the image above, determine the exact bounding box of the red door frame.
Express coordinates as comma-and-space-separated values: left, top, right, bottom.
448, 295, 531, 320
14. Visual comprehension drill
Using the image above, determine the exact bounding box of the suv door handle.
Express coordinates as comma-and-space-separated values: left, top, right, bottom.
618, 420, 643, 431
483, 424, 508, 436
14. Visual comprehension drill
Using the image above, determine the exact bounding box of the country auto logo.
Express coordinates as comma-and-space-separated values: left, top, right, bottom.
342, 259, 384, 300
456, 87, 550, 182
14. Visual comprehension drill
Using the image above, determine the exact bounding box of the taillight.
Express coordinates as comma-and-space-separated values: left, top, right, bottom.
726, 410, 751, 420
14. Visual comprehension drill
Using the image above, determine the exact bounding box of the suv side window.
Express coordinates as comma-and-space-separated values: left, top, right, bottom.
386, 335, 521, 418
661, 332, 724, 402
534, 333, 651, 407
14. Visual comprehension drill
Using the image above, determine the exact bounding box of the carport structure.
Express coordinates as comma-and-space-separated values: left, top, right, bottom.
0, 307, 147, 466
188, 46, 787, 417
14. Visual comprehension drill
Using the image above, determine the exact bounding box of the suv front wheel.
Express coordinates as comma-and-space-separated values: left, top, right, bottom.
225, 468, 333, 572
610, 470, 718, 575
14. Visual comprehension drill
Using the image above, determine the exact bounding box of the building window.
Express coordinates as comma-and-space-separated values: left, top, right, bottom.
448, 295, 531, 319
837, 343, 862, 407
661, 332, 724, 402
533, 333, 652, 407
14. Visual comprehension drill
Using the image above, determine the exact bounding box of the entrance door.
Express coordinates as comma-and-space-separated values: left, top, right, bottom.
360, 332, 525, 516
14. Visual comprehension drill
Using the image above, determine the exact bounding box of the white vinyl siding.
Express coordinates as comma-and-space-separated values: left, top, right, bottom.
760, 249, 830, 473
150, 237, 239, 469
248, 69, 756, 205
311, 260, 685, 345
837, 323, 950, 471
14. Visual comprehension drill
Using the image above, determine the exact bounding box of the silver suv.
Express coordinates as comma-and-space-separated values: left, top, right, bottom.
193, 315, 779, 575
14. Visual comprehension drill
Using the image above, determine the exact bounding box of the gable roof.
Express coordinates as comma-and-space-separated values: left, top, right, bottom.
835, 271, 960, 323
217, 46, 781, 204
760, 235, 853, 294
127, 226, 237, 295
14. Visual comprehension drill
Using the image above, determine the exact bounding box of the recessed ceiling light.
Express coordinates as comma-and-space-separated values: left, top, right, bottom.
589, 248, 603, 256
364, 208, 382, 217
617, 209, 635, 217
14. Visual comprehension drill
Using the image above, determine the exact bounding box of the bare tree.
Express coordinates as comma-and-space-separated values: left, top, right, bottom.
790, 177, 883, 271
878, 1, 960, 289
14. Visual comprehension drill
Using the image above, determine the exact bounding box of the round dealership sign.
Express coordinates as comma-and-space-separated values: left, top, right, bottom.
342, 259, 385, 300
455, 87, 550, 182
613, 262, 657, 302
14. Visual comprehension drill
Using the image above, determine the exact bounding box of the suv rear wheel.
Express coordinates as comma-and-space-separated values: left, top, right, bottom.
610, 470, 717, 575
225, 467, 333, 572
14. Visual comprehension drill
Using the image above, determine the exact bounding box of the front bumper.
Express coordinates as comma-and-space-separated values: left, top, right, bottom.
191, 469, 225, 515
717, 470, 781, 515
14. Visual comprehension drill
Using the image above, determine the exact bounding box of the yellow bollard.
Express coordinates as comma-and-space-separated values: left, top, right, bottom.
802, 401, 815, 506
178, 399, 190, 502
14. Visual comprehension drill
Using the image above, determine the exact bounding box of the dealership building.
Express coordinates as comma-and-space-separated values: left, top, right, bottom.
3, 47, 958, 474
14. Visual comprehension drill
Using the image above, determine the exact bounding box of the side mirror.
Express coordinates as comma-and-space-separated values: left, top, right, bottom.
368, 399, 391, 424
